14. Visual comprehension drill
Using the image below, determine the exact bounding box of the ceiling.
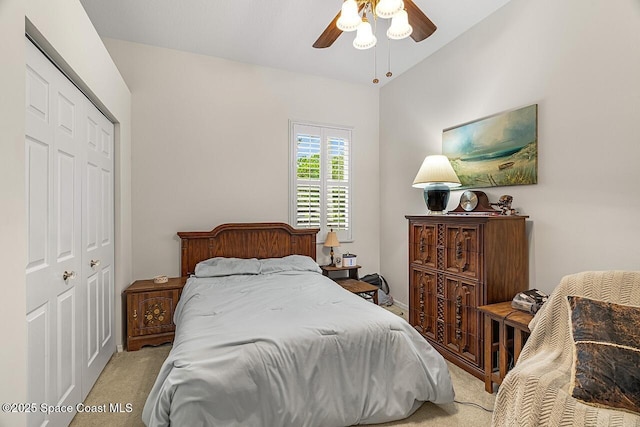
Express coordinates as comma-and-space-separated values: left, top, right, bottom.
79, 0, 511, 87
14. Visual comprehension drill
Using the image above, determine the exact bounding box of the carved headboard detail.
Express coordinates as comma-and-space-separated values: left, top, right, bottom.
177, 222, 320, 277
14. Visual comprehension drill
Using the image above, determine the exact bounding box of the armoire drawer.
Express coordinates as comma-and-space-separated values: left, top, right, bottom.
409, 223, 438, 269
444, 276, 481, 366
443, 224, 481, 279
409, 268, 438, 341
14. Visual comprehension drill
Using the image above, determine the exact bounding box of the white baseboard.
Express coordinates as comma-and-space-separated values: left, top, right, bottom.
394, 300, 408, 310
116, 344, 124, 353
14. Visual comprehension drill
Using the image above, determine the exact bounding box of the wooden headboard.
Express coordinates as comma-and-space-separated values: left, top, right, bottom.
177, 222, 320, 276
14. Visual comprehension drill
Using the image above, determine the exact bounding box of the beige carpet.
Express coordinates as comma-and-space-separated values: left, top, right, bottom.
71, 305, 495, 426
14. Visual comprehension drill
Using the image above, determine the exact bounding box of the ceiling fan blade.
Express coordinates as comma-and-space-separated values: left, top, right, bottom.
313, 10, 343, 48
404, 0, 437, 42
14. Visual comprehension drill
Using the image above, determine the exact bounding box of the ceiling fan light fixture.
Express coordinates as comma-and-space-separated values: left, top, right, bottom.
353, 18, 377, 50
386, 9, 413, 40
336, 0, 362, 32
375, 0, 404, 19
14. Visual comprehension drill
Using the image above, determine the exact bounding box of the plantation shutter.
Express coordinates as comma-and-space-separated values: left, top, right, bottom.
326, 135, 349, 233
295, 132, 321, 229
290, 122, 352, 242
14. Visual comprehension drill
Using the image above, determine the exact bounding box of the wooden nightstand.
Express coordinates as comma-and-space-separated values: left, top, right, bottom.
123, 277, 188, 351
478, 301, 534, 393
321, 264, 361, 280
320, 265, 378, 304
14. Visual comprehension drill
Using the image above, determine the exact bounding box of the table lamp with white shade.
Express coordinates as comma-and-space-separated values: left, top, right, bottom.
323, 229, 340, 266
412, 155, 461, 214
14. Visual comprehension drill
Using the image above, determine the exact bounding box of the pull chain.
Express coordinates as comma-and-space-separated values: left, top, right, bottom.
386, 35, 393, 78
373, 46, 379, 84
372, 13, 379, 84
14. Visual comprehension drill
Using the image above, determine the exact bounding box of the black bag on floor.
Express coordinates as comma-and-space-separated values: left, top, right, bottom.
360, 273, 393, 306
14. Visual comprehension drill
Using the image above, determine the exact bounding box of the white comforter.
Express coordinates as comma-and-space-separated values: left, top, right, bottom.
142, 270, 454, 427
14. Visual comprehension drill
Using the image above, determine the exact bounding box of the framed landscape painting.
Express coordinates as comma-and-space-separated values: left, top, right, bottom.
442, 104, 538, 189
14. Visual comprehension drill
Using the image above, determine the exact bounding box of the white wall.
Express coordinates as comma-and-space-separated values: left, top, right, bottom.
102, 39, 381, 280
0, 1, 28, 424
380, 0, 640, 306
0, 2, 131, 423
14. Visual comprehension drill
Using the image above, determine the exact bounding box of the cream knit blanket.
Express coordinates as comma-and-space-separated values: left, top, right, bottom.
492, 271, 640, 426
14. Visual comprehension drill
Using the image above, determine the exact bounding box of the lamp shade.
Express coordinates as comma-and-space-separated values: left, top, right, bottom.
337, 0, 361, 32
353, 18, 377, 50
412, 155, 461, 188
324, 230, 340, 247
375, 0, 404, 19
387, 9, 412, 40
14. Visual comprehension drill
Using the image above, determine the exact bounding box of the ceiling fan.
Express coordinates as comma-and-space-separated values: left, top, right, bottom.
313, 0, 437, 49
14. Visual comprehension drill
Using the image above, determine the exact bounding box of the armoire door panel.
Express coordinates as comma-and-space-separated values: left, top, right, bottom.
443, 225, 481, 279
444, 276, 479, 366
410, 268, 437, 341
444, 247, 480, 279
444, 321, 479, 363
409, 223, 437, 268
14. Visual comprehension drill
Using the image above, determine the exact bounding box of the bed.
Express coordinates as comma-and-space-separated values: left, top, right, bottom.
142, 223, 454, 426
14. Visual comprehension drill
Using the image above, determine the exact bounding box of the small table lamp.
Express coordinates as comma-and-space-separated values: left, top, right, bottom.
323, 229, 340, 266
412, 155, 461, 214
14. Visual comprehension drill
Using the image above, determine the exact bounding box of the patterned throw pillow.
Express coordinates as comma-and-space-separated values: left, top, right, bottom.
568, 296, 640, 414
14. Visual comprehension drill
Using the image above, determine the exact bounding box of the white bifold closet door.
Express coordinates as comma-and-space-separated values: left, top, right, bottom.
25, 38, 114, 427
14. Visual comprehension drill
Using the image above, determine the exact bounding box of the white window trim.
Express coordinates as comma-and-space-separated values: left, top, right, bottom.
289, 120, 353, 243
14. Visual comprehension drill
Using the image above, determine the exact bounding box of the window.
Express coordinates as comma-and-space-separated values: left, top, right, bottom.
290, 121, 352, 242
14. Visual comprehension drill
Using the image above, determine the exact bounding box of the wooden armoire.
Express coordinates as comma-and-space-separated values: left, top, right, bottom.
406, 215, 529, 379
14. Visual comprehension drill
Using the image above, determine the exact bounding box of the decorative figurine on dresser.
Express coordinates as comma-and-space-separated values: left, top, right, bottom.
406, 190, 529, 380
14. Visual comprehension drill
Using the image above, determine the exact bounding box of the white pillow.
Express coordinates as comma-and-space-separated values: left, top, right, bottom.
194, 257, 261, 278
259, 255, 322, 274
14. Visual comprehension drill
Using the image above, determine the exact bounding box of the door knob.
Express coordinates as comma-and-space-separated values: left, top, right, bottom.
63, 270, 76, 281
90, 259, 101, 268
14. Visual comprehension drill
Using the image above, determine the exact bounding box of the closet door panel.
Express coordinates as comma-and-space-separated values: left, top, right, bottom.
101, 266, 113, 345
56, 288, 76, 402
82, 103, 115, 396
56, 152, 75, 260
26, 53, 54, 427
26, 304, 48, 427
25, 138, 50, 276
26, 39, 83, 427
52, 75, 84, 414
88, 273, 100, 365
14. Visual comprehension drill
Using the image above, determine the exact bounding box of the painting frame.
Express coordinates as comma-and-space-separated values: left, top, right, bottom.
442, 104, 538, 189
